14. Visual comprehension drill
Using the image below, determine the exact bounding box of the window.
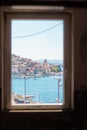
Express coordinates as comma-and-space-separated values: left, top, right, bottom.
1, 6, 73, 111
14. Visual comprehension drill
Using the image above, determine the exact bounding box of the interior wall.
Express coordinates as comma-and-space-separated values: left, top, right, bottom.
73, 9, 87, 89
0, 6, 87, 130
0, 8, 1, 111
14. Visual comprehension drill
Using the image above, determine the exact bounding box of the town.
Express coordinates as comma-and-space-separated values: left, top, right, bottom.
12, 54, 63, 78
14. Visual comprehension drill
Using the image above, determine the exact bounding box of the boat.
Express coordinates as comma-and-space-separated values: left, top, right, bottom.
13, 94, 34, 104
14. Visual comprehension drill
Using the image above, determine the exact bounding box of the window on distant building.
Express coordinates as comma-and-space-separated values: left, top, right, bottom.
1, 6, 74, 111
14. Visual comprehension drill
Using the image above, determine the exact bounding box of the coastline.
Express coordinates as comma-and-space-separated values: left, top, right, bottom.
12, 72, 63, 79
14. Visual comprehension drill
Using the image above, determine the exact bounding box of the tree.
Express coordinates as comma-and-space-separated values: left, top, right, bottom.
51, 66, 61, 72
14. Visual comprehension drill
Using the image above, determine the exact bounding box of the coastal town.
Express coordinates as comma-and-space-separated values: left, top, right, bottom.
11, 54, 64, 104
12, 54, 63, 78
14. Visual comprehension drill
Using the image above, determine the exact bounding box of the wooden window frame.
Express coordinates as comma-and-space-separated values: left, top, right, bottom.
1, 6, 74, 112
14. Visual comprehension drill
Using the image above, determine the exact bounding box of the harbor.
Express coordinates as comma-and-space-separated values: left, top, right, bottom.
11, 76, 63, 105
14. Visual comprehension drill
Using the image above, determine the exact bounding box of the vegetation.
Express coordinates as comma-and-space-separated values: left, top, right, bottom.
51, 66, 61, 72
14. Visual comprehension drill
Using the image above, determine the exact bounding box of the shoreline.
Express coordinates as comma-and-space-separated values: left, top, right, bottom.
12, 72, 63, 79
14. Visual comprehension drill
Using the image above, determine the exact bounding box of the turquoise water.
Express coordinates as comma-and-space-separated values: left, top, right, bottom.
12, 76, 64, 103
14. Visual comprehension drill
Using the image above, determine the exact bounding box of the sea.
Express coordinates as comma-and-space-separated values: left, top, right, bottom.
12, 75, 64, 103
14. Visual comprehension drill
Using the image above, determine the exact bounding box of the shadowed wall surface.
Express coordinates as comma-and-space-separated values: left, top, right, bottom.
1, 1, 87, 130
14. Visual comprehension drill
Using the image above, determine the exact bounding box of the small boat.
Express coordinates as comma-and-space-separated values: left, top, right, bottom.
33, 78, 37, 80
13, 94, 34, 104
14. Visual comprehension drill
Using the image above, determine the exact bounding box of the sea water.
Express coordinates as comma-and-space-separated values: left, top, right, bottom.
12, 76, 64, 103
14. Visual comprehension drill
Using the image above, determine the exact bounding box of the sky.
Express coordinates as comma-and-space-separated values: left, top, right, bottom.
11, 20, 64, 60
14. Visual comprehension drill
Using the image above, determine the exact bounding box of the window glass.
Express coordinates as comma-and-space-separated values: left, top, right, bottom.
11, 20, 64, 105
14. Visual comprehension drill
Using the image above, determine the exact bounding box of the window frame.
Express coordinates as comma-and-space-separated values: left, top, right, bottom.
1, 6, 74, 112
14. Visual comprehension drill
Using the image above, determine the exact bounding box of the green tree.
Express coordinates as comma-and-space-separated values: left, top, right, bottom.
51, 66, 61, 72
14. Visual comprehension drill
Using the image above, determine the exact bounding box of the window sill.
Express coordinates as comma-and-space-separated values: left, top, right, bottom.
5, 108, 73, 113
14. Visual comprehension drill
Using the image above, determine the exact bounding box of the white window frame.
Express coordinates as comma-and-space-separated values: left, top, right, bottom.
1, 6, 74, 112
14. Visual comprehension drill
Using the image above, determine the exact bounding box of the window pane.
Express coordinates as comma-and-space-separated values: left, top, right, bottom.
11, 20, 64, 105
